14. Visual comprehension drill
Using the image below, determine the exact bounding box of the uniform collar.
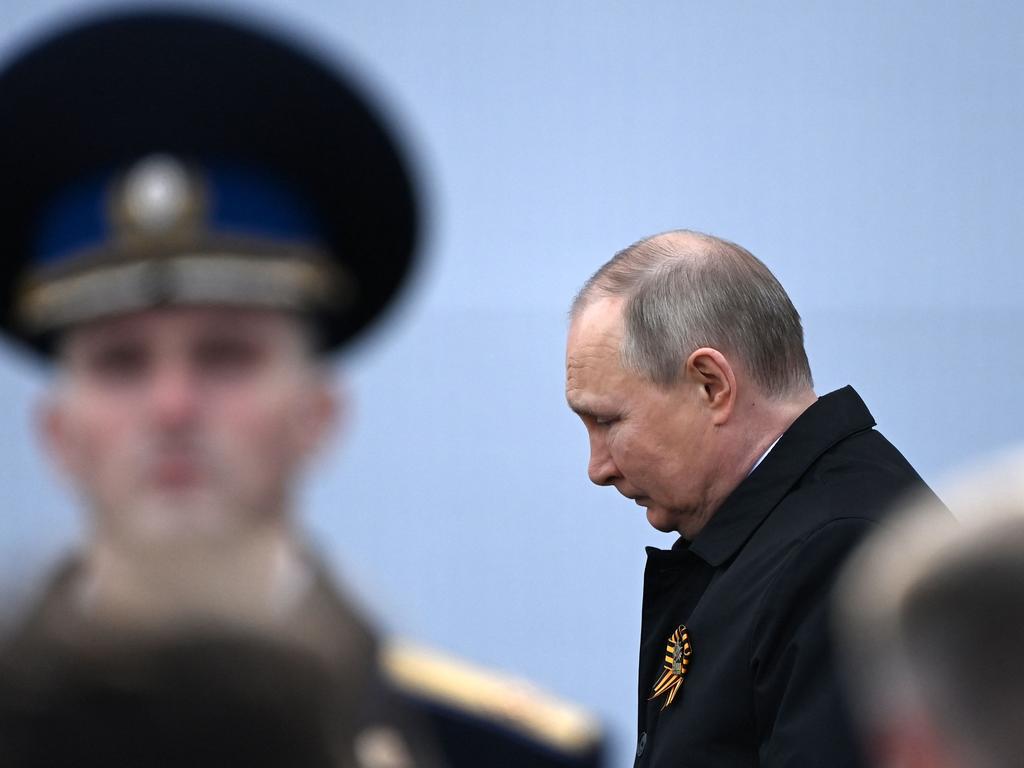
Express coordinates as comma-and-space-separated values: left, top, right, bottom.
653, 386, 876, 568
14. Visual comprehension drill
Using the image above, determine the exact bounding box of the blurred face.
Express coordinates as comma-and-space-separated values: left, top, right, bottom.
43, 307, 335, 548
566, 298, 719, 537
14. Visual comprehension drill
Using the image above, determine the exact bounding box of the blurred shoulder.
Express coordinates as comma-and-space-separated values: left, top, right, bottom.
381, 640, 606, 768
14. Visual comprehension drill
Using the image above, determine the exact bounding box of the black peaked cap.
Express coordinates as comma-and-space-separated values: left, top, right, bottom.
0, 7, 419, 356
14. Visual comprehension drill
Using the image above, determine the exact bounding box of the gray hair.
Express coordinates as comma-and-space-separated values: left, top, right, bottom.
571, 230, 812, 397
836, 449, 1024, 768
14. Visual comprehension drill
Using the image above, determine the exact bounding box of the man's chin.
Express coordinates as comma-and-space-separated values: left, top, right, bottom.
119, 494, 247, 545
645, 506, 681, 534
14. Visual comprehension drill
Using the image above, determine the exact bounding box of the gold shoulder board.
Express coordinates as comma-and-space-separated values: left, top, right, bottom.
381, 640, 602, 756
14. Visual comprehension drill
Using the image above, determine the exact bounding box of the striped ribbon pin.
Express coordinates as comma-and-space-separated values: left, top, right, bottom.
648, 624, 692, 711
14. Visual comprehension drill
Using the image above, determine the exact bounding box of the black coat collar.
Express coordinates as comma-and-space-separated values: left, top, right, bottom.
648, 386, 876, 568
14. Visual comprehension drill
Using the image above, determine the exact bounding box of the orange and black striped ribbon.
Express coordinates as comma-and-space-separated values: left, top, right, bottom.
648, 624, 692, 711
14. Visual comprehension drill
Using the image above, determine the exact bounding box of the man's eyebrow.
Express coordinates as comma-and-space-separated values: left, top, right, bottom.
565, 397, 600, 419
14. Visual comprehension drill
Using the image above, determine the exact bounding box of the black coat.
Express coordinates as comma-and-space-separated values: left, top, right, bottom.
634, 386, 940, 767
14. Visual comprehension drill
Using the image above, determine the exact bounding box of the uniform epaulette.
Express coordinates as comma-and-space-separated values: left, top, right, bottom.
382, 640, 603, 759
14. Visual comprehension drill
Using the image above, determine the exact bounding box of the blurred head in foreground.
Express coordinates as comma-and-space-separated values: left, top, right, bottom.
836, 448, 1024, 768
0, 626, 358, 768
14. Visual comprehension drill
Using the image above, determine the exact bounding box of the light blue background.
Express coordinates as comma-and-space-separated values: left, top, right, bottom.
1, 3, 1020, 765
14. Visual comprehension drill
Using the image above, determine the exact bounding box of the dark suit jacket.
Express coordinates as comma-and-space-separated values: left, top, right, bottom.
635, 386, 939, 767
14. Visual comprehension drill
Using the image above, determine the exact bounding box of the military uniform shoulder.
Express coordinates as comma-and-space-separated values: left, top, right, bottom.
381, 640, 605, 768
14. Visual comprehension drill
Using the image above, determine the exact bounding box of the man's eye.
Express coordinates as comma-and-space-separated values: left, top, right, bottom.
195, 339, 264, 375
594, 415, 618, 427
86, 346, 148, 381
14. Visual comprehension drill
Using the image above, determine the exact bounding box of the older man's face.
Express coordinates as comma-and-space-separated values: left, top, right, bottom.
42, 306, 335, 548
566, 298, 718, 537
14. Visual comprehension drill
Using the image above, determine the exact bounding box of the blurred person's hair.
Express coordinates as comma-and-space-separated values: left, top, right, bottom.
836, 448, 1024, 768
0, 627, 358, 768
570, 229, 812, 397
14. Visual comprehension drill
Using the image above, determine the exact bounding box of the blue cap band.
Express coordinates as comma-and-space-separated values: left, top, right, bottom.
32, 159, 326, 268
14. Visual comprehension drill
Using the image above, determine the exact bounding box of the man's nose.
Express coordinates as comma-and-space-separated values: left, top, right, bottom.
587, 433, 619, 487
148, 363, 201, 427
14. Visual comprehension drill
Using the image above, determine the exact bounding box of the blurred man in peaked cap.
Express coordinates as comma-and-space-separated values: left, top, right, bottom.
0, 8, 604, 768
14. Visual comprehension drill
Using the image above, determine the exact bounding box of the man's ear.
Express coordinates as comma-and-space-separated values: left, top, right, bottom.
684, 347, 736, 426
296, 371, 344, 458
37, 395, 76, 476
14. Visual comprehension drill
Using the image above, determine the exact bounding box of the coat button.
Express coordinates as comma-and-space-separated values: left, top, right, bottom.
636, 731, 647, 758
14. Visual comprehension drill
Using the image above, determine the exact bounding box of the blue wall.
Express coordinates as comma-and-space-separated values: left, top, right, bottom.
1, 3, 1021, 765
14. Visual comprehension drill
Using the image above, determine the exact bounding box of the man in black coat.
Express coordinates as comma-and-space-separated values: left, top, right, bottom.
565, 230, 940, 767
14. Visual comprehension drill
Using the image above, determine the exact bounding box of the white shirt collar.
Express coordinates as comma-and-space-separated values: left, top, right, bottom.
748, 436, 781, 476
